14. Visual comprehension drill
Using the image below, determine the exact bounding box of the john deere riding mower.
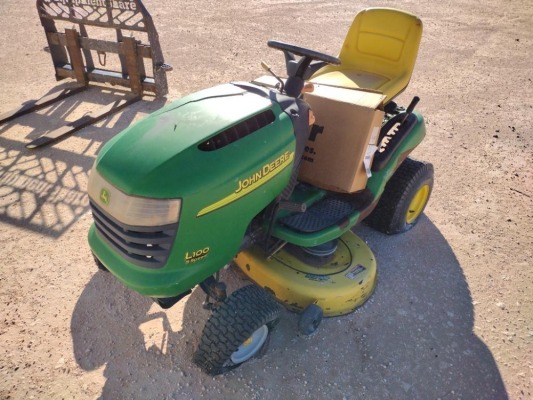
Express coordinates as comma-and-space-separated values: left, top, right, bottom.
87, 8, 433, 375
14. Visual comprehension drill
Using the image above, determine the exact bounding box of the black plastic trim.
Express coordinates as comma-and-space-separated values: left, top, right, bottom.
198, 109, 275, 151
90, 201, 177, 269
372, 113, 418, 172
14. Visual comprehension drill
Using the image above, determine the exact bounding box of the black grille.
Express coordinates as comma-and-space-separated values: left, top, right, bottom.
198, 109, 275, 151
90, 201, 177, 269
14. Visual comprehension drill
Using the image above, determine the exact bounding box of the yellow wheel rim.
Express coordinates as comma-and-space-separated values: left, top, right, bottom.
406, 184, 430, 224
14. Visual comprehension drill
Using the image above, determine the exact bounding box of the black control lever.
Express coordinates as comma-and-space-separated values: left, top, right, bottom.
261, 61, 285, 93
400, 96, 420, 124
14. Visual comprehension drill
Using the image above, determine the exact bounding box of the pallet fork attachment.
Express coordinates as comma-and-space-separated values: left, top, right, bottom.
0, 0, 171, 148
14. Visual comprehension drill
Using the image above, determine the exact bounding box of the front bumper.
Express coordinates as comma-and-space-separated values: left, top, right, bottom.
89, 224, 198, 298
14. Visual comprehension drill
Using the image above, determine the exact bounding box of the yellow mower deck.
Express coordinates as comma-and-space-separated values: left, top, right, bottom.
234, 231, 377, 317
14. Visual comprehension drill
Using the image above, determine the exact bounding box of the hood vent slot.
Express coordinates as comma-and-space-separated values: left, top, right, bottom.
199, 109, 275, 151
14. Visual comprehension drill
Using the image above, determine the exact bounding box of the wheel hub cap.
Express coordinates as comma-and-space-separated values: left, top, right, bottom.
406, 184, 430, 224
230, 325, 268, 364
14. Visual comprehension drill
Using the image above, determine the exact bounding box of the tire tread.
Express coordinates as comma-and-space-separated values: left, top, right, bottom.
193, 285, 281, 375
365, 158, 434, 234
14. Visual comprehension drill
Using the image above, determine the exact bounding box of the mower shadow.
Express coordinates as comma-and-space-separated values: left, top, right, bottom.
71, 217, 508, 400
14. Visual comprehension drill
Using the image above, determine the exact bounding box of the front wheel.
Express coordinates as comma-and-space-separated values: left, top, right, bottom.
193, 285, 281, 376
298, 304, 323, 335
365, 158, 434, 234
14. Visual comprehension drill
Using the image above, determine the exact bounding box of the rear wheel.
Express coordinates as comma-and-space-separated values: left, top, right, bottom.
193, 285, 281, 376
366, 158, 434, 234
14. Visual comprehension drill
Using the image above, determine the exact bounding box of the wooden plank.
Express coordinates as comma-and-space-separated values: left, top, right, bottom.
65, 29, 87, 85
26, 95, 141, 149
54, 67, 157, 93
79, 24, 95, 70
116, 29, 128, 76
137, 47, 147, 84
47, 32, 153, 58
0, 85, 86, 125
40, 19, 69, 81
123, 36, 143, 96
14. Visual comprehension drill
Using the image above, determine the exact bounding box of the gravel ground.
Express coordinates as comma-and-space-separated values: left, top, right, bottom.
0, 0, 531, 399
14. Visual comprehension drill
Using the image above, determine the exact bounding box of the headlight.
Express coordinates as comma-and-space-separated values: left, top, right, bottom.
87, 164, 181, 227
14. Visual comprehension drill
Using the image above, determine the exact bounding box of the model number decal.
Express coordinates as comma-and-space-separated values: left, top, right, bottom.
185, 247, 210, 264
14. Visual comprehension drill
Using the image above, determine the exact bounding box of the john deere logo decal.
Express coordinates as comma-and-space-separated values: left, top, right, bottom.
100, 188, 111, 205
197, 151, 294, 217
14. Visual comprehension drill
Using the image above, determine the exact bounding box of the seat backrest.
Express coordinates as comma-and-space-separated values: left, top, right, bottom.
340, 8, 422, 85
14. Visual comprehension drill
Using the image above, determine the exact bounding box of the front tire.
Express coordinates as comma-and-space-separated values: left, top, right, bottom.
365, 158, 434, 234
193, 285, 281, 376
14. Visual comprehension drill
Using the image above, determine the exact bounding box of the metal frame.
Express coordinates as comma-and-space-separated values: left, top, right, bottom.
0, 0, 171, 148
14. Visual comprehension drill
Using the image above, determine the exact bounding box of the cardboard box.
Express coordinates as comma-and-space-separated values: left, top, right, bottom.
299, 84, 385, 193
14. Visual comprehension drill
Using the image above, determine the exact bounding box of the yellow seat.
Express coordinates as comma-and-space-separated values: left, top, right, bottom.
310, 8, 423, 103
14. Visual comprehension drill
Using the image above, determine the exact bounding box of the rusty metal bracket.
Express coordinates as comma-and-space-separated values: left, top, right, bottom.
0, 0, 171, 148
36, 0, 170, 97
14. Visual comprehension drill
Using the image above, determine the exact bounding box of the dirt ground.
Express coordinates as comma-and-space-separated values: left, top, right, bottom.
0, 0, 531, 399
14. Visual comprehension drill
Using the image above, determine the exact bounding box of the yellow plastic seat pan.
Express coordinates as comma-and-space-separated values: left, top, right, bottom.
310, 8, 423, 103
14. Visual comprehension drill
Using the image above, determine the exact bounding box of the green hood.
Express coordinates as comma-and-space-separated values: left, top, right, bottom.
95, 83, 286, 198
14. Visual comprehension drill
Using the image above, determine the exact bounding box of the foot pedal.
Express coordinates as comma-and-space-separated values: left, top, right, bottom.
279, 190, 373, 234
281, 197, 356, 233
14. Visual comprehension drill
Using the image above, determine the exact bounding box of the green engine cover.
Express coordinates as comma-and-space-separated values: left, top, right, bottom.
89, 83, 296, 297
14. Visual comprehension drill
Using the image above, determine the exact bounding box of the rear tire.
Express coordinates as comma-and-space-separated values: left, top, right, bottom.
365, 158, 433, 234
193, 285, 281, 376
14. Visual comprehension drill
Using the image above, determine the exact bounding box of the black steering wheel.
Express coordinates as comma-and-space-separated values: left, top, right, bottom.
267, 40, 340, 97
267, 40, 341, 66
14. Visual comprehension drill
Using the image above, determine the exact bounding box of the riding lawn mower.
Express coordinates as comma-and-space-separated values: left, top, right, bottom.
87, 7, 434, 375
